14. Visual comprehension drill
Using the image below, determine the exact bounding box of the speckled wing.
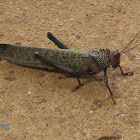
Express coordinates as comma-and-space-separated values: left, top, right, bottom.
44, 49, 94, 70
0, 44, 50, 68
0, 44, 94, 72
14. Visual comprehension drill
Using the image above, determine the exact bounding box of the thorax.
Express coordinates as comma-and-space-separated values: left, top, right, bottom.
88, 49, 111, 69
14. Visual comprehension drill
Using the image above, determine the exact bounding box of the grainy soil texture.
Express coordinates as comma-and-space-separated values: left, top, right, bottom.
0, 0, 140, 140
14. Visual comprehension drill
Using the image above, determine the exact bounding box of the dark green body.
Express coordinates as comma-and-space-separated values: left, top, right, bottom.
0, 44, 93, 72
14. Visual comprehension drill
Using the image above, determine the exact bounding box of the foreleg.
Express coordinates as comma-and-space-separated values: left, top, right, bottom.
119, 65, 133, 76
104, 69, 116, 104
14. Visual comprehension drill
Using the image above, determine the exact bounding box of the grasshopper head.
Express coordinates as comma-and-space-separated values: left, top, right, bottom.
109, 50, 120, 68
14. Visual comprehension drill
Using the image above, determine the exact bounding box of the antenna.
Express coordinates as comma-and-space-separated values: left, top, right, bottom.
121, 44, 140, 54
120, 31, 140, 54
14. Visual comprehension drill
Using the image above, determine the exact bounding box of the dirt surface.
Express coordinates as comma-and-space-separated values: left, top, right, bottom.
0, 0, 140, 140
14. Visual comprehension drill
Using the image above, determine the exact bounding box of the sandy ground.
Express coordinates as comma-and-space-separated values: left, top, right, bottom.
0, 0, 140, 140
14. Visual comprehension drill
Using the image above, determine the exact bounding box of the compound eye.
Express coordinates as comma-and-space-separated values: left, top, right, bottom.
114, 52, 120, 58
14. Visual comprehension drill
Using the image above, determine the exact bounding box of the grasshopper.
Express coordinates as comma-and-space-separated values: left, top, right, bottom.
0, 32, 139, 103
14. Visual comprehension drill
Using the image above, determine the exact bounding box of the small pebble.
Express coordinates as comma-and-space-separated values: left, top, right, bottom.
90, 110, 93, 114
77, 20, 82, 23
4, 77, 16, 81
70, 18, 74, 21
1, 122, 11, 131
59, 23, 63, 26
123, 80, 126, 83
48, 40, 51, 44
57, 2, 62, 6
